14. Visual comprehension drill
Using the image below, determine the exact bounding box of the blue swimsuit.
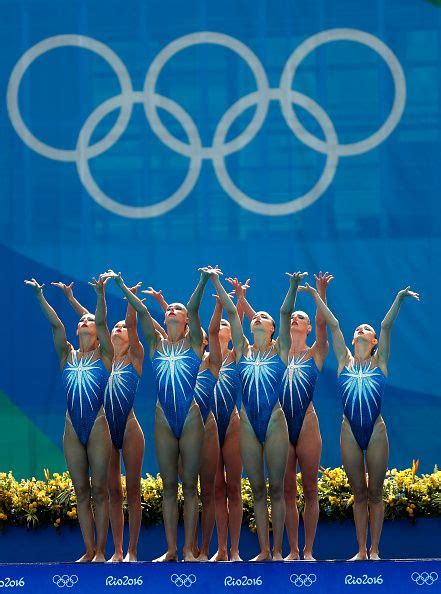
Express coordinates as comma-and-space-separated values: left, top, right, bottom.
237, 347, 286, 444
61, 350, 109, 446
193, 367, 217, 424
338, 360, 386, 451
151, 340, 201, 439
104, 358, 140, 449
280, 352, 319, 446
211, 356, 241, 446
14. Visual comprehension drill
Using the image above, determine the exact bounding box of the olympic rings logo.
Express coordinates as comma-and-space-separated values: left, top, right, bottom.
411, 572, 439, 586
7, 30, 406, 218
52, 575, 78, 588
170, 574, 197, 588
289, 573, 317, 587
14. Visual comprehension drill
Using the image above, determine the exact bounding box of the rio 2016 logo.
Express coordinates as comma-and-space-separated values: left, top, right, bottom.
7, 29, 405, 219
224, 576, 263, 587
344, 574, 383, 586
0, 578, 25, 588
105, 576, 143, 587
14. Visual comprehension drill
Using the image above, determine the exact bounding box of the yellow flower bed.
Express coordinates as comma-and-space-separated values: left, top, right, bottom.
0, 462, 439, 531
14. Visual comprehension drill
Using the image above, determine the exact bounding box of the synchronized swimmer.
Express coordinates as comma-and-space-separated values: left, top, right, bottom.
25, 267, 419, 562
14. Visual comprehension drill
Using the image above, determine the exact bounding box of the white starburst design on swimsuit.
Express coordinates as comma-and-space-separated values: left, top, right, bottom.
64, 351, 103, 418
104, 359, 132, 425
240, 349, 280, 413
154, 342, 197, 413
194, 369, 215, 408
281, 352, 314, 415
341, 361, 382, 426
213, 360, 236, 418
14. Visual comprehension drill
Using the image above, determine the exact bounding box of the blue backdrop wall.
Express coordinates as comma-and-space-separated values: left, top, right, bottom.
0, 0, 439, 476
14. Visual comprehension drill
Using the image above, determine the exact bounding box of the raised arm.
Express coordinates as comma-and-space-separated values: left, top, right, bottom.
208, 297, 223, 373
278, 272, 307, 360
187, 270, 210, 355
377, 286, 420, 368
226, 277, 256, 321
89, 275, 113, 367
24, 279, 70, 367
313, 271, 333, 358
142, 286, 169, 312
51, 281, 89, 317
299, 282, 348, 367
209, 270, 246, 359
125, 284, 145, 371
103, 270, 161, 356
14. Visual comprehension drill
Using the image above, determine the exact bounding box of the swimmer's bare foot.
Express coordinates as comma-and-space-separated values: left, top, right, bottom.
76, 550, 95, 563
303, 551, 316, 561
250, 551, 272, 562
152, 550, 178, 562
348, 551, 368, 561
369, 551, 381, 561
210, 549, 228, 561
183, 551, 202, 562
230, 550, 242, 562
272, 551, 284, 561
92, 551, 106, 562
284, 551, 300, 561
197, 552, 209, 562
109, 551, 123, 563
124, 551, 138, 562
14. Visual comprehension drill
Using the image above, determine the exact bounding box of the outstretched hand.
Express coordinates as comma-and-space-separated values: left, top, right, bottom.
298, 282, 316, 295
286, 271, 308, 288
314, 271, 334, 292
129, 282, 142, 295
198, 265, 223, 279
398, 286, 420, 301
142, 286, 162, 299
51, 281, 74, 298
24, 278, 44, 294
88, 274, 110, 294
101, 269, 124, 286
212, 291, 234, 304
226, 277, 251, 300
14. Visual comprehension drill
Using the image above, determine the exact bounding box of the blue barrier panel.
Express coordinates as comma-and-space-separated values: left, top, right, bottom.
0, 560, 440, 594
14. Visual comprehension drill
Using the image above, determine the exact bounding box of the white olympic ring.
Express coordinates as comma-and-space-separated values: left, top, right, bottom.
289, 573, 317, 587
7, 35, 133, 162
279, 28, 406, 156
411, 572, 439, 586
170, 574, 197, 588
143, 32, 270, 159
52, 574, 79, 588
7, 30, 406, 218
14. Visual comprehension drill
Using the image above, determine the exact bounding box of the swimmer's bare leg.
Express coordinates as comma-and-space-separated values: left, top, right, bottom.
88, 414, 112, 562
265, 406, 289, 561
64, 418, 95, 562
341, 418, 368, 561
198, 414, 219, 561
296, 408, 322, 561
240, 408, 271, 562
283, 442, 300, 560
180, 404, 205, 562
122, 413, 145, 562
153, 405, 179, 562
108, 446, 124, 562
223, 410, 243, 561
366, 419, 388, 561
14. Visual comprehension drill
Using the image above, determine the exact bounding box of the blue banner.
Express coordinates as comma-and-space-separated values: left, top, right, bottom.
0, 559, 440, 594
0, 0, 440, 475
